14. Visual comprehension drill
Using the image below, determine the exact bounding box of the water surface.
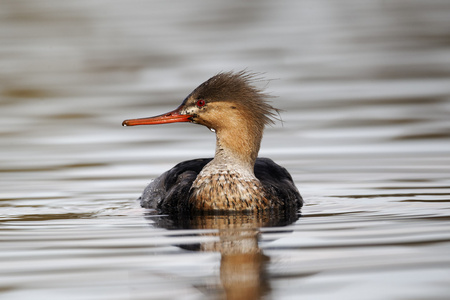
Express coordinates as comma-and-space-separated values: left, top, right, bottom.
1, 1, 450, 299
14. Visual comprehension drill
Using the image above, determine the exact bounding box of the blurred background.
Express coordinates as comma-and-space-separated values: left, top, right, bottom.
1, 0, 450, 299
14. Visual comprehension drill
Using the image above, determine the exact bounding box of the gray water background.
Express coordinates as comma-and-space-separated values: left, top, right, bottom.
1, 1, 450, 299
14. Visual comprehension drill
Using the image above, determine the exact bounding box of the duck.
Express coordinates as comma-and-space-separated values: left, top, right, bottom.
122, 71, 302, 213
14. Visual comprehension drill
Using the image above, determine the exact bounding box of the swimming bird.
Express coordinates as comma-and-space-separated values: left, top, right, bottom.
122, 71, 302, 213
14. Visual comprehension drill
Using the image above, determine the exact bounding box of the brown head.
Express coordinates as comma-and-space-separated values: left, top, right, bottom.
122, 71, 280, 166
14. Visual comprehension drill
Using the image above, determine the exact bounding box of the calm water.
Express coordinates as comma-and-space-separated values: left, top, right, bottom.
1, 1, 450, 299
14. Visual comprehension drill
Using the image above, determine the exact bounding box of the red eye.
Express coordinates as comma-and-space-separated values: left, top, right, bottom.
196, 99, 206, 107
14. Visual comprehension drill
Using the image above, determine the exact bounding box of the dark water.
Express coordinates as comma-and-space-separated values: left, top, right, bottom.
1, 1, 450, 299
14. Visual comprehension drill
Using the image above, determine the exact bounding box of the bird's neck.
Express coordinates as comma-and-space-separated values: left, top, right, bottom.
212, 123, 263, 174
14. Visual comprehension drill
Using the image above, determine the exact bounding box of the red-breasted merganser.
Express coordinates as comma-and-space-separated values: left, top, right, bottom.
122, 71, 302, 213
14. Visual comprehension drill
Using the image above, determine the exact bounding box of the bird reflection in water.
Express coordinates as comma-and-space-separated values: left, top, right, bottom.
147, 210, 299, 300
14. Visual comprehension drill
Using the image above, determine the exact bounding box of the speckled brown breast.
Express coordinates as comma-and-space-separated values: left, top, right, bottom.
189, 170, 280, 211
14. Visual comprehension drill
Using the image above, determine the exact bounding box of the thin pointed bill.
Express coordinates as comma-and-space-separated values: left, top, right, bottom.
122, 106, 192, 126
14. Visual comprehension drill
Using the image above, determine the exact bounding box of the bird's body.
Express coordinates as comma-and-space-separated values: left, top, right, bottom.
123, 71, 302, 213
139, 157, 301, 213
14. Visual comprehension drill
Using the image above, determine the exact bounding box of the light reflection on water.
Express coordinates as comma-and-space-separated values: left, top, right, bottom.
1, 0, 450, 299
